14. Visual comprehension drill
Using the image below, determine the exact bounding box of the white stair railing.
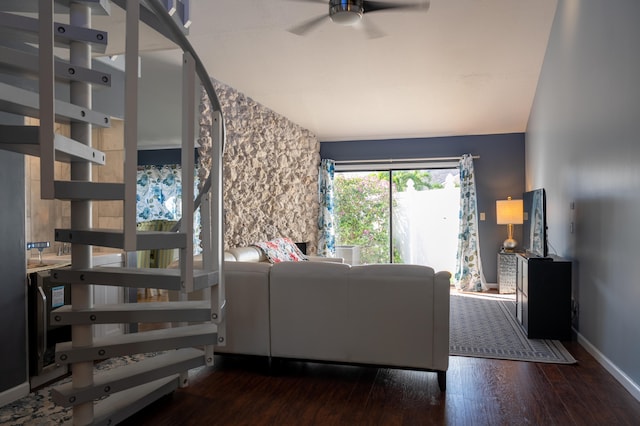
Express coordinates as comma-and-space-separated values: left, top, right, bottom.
0, 0, 226, 424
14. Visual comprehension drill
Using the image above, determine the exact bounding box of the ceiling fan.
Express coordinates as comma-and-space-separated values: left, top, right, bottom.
288, 0, 430, 39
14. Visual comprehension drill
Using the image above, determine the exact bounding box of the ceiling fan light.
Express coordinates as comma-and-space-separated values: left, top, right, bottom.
329, 1, 364, 26
330, 10, 362, 26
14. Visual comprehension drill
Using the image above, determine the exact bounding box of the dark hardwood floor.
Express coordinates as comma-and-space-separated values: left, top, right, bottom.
120, 341, 640, 426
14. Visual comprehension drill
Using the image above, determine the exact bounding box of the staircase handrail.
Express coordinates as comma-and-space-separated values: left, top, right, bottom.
142, 0, 224, 234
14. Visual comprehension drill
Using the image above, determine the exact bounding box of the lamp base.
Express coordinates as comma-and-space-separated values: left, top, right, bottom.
502, 238, 517, 250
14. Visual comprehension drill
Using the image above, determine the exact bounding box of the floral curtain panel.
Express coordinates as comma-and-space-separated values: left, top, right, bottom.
136, 165, 182, 222
317, 159, 336, 257
136, 165, 202, 253
454, 154, 487, 292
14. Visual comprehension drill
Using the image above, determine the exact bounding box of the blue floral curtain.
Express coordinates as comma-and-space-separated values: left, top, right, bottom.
317, 159, 336, 257
136, 165, 182, 222
454, 154, 487, 292
136, 165, 202, 253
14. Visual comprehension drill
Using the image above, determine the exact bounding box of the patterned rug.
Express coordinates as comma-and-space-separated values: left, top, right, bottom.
449, 292, 577, 364
0, 353, 157, 425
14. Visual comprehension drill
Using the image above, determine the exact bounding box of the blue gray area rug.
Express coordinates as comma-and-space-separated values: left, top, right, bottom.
450, 292, 577, 364
0, 353, 157, 425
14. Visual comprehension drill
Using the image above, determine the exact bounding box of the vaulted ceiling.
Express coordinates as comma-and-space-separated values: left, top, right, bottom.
105, 0, 558, 143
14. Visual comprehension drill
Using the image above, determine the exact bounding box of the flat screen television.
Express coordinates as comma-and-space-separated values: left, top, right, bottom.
522, 188, 548, 258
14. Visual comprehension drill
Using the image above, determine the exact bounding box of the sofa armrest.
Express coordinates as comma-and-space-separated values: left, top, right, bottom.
217, 261, 272, 356
227, 246, 267, 262
432, 270, 452, 370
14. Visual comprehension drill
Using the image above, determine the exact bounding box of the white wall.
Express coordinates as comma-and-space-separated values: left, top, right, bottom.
527, 0, 640, 397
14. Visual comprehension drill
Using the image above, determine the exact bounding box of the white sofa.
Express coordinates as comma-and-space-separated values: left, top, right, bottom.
218, 246, 451, 391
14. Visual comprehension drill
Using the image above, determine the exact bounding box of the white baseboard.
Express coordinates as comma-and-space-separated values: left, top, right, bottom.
0, 381, 30, 407
577, 331, 640, 402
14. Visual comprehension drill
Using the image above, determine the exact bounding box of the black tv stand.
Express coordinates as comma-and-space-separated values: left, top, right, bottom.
515, 253, 572, 340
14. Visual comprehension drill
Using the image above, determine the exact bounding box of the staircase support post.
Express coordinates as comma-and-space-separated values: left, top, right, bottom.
69, 3, 95, 425
37, 0, 55, 199
123, 0, 140, 252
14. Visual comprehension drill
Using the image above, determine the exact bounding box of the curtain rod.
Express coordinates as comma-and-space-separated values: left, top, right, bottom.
333, 155, 479, 164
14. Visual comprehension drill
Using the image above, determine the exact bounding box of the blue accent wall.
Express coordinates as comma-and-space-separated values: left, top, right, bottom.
321, 133, 525, 283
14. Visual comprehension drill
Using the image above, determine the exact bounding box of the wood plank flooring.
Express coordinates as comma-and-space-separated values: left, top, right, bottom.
120, 341, 640, 426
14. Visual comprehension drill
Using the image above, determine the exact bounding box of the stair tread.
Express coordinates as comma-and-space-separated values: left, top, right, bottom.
0, 83, 111, 127
93, 375, 178, 426
55, 228, 188, 250
55, 300, 210, 313
0, 45, 111, 87
0, 0, 111, 15
51, 348, 204, 407
54, 181, 124, 201
50, 266, 218, 291
51, 301, 212, 325
0, 125, 107, 164
0, 12, 108, 54
55, 324, 218, 364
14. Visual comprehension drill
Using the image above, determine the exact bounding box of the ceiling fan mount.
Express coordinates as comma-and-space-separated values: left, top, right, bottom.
288, 0, 430, 38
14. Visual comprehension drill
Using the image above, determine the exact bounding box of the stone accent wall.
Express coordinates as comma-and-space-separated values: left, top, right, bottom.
209, 80, 321, 254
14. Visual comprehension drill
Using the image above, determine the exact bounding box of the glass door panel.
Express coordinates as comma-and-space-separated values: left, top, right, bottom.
334, 172, 390, 264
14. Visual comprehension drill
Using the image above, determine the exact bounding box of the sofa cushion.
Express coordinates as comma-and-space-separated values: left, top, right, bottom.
252, 238, 308, 263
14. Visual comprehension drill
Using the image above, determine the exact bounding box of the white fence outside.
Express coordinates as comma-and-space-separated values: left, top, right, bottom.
393, 178, 460, 274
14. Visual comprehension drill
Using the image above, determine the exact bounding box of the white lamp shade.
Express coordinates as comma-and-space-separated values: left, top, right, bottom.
496, 198, 523, 225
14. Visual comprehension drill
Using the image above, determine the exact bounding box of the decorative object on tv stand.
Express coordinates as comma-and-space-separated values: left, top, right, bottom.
496, 196, 523, 251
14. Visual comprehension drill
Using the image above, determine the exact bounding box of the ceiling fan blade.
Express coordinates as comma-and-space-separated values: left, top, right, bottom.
288, 14, 330, 36
363, 0, 430, 13
357, 18, 386, 39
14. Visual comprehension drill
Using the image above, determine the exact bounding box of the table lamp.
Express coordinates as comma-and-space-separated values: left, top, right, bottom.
496, 196, 523, 251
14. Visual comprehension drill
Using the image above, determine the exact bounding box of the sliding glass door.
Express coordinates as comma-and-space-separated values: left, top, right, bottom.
334, 172, 391, 264
334, 167, 459, 272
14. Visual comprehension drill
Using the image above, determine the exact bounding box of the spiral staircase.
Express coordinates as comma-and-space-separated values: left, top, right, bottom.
0, 1, 225, 424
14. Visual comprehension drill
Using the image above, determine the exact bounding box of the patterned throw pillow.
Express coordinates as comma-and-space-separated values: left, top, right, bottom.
252, 238, 308, 263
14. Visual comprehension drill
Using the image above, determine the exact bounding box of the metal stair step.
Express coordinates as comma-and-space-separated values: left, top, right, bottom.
0, 0, 111, 16
93, 375, 179, 426
0, 83, 111, 127
55, 323, 218, 365
50, 266, 218, 291
55, 228, 187, 250
51, 348, 205, 407
51, 301, 212, 326
0, 12, 108, 54
0, 45, 111, 87
54, 181, 125, 201
0, 125, 107, 164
